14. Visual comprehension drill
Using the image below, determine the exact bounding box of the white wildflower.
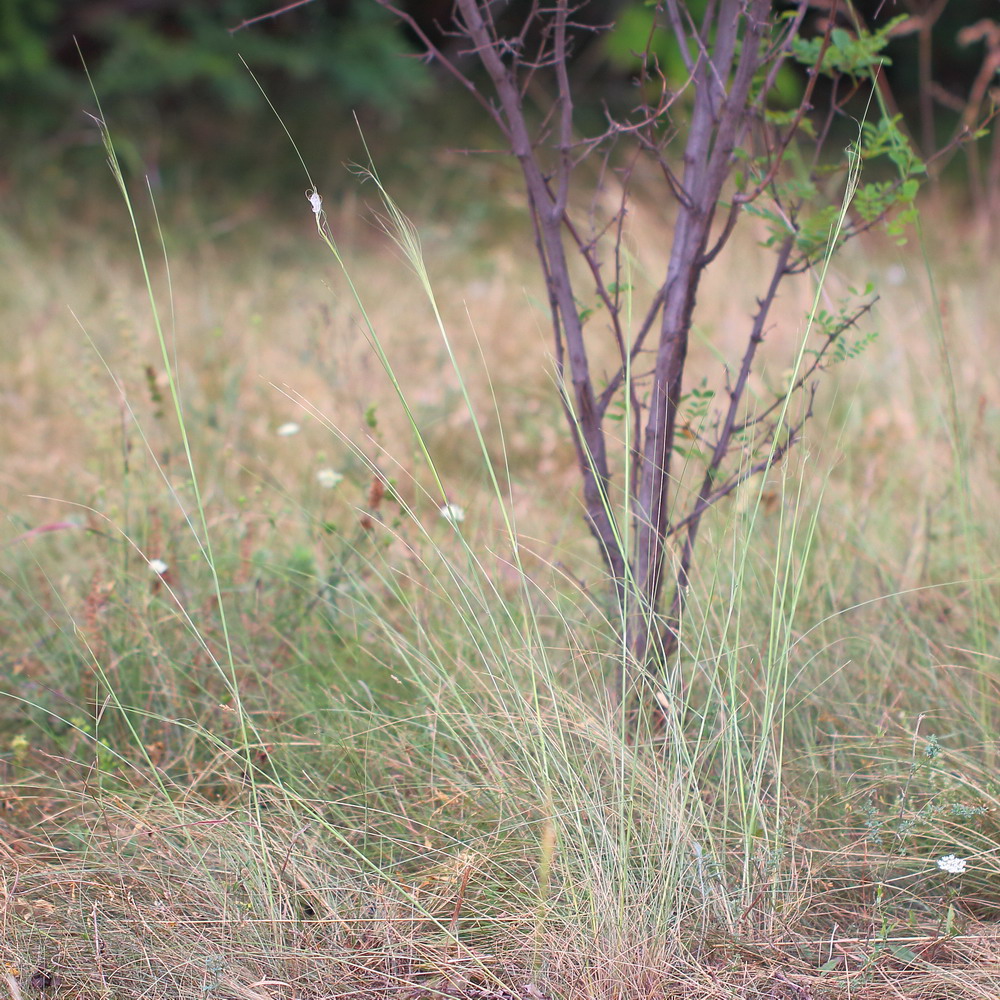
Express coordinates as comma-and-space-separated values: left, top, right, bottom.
316, 468, 344, 489
148, 558, 169, 576
937, 855, 967, 875
439, 503, 465, 526
307, 188, 323, 217
885, 264, 906, 286
276, 422, 301, 437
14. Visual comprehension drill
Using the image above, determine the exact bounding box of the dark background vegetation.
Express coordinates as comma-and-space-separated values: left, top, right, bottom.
3, 0, 998, 209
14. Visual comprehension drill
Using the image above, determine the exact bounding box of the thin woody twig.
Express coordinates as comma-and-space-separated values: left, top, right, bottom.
374, 1, 508, 133
229, 0, 316, 34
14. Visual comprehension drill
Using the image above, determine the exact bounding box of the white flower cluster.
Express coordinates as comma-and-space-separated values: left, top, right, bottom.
315, 468, 344, 489
439, 503, 465, 526
936, 855, 967, 875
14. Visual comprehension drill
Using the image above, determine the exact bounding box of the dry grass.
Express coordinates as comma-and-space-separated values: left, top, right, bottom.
1, 167, 1000, 1000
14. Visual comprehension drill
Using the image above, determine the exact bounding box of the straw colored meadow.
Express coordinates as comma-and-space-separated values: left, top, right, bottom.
2, 144, 999, 999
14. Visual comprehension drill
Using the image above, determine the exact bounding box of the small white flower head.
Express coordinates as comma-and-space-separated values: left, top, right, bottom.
276, 422, 301, 437
439, 503, 465, 526
885, 263, 906, 286
937, 855, 967, 875
316, 468, 344, 489
306, 187, 323, 217
148, 558, 169, 576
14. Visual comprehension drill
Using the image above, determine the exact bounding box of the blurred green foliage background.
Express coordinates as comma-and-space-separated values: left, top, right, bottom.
2, 0, 997, 204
